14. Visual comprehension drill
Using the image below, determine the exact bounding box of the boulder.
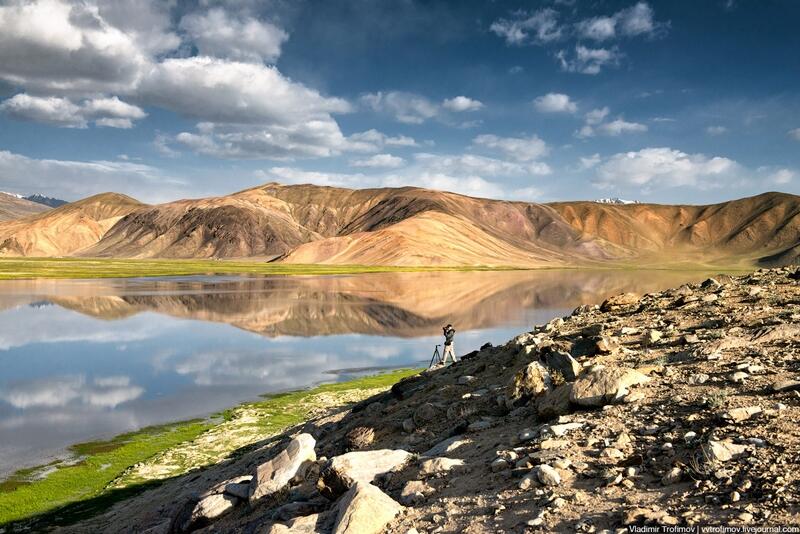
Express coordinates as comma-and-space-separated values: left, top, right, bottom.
419, 457, 465, 476
178, 493, 239, 532
600, 293, 639, 312
702, 440, 748, 463
720, 406, 762, 423
570, 367, 650, 407
400, 480, 434, 505
535, 464, 561, 486
249, 433, 317, 504
507, 361, 552, 406
265, 512, 334, 534
543, 351, 581, 381
422, 435, 469, 457
535, 383, 573, 419
332, 482, 403, 534
345, 427, 375, 450
412, 402, 438, 426
318, 449, 412, 499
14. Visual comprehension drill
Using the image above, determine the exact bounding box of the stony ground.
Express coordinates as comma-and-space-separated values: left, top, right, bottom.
58, 266, 800, 533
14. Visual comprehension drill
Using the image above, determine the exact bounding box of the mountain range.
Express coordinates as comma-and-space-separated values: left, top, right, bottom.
0, 183, 798, 267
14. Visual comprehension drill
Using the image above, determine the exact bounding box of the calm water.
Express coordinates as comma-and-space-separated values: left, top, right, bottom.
0, 270, 716, 477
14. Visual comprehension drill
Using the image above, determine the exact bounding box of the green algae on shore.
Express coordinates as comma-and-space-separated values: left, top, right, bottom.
0, 368, 421, 527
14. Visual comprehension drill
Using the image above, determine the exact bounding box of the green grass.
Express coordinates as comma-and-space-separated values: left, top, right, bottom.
0, 257, 522, 280
0, 368, 420, 528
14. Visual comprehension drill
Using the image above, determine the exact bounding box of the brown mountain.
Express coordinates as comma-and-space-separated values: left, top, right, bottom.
0, 183, 798, 267
0, 192, 50, 222
0, 193, 144, 257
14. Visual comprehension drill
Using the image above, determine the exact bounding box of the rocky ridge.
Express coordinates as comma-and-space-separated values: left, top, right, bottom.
60, 267, 800, 533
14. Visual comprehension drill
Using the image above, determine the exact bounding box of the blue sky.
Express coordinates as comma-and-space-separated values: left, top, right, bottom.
0, 0, 798, 204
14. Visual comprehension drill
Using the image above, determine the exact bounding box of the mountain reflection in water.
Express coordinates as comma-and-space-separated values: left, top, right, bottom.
0, 270, 715, 476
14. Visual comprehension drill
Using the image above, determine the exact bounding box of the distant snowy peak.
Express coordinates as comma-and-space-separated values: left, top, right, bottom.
24, 194, 68, 208
0, 191, 24, 199
594, 197, 641, 205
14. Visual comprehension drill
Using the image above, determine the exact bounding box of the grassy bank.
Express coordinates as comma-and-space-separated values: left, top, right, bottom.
0, 368, 420, 527
0, 257, 521, 280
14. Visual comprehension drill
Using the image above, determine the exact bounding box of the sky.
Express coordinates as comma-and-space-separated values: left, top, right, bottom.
0, 0, 798, 205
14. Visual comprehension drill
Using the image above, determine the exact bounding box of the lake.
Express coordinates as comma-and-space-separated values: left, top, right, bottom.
0, 269, 718, 477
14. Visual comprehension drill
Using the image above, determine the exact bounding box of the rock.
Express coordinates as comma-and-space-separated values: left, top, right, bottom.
720, 406, 762, 423
772, 379, 800, 392
331, 482, 402, 534
535, 383, 573, 419
600, 293, 639, 312
457, 375, 476, 385
345, 427, 375, 450
539, 438, 570, 450
422, 435, 469, 457
593, 336, 618, 354
412, 402, 438, 426
249, 433, 316, 504
681, 334, 701, 344
701, 278, 721, 289
181, 493, 239, 532
731, 371, 749, 383
646, 329, 663, 344
687, 373, 709, 385
543, 350, 581, 381
400, 480, 433, 505
544, 422, 583, 437
661, 467, 682, 485
223, 482, 250, 500
419, 457, 465, 476
402, 418, 415, 433
703, 440, 748, 463
467, 418, 494, 432
507, 361, 552, 405
272, 500, 329, 522
319, 449, 413, 499
600, 448, 625, 460
621, 326, 640, 335
569, 367, 650, 407
535, 464, 561, 486
490, 457, 509, 472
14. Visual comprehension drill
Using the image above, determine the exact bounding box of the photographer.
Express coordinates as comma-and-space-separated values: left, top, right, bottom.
442, 324, 457, 365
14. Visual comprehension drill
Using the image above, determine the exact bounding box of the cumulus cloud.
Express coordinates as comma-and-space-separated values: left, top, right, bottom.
594, 147, 740, 190
472, 134, 549, 162
576, 107, 646, 137
490, 8, 562, 45
576, 2, 663, 41
533, 93, 577, 113
179, 8, 287, 63
350, 154, 405, 168
442, 96, 484, 112
360, 91, 439, 124
556, 45, 621, 75
348, 129, 419, 150
766, 168, 794, 185
1, 94, 147, 129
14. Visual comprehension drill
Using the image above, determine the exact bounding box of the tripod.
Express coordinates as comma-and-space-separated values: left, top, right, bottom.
429, 344, 442, 368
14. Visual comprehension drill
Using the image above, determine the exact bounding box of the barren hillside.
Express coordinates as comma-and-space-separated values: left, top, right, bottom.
0, 192, 50, 222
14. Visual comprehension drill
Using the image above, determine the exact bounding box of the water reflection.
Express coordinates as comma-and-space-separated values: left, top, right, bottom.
0, 270, 716, 476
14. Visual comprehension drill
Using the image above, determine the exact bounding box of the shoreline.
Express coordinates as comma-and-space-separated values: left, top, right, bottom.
0, 257, 755, 281
0, 368, 421, 528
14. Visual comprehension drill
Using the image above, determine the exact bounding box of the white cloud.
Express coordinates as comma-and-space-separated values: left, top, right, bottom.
579, 153, 601, 170
788, 128, 800, 141
532, 93, 577, 113
0, 0, 155, 93
348, 129, 419, 151
768, 168, 794, 185
706, 125, 728, 136
179, 8, 287, 63
594, 147, 740, 190
576, 16, 617, 41
0, 94, 85, 128
511, 186, 543, 201
1, 93, 146, 129
442, 96, 484, 112
556, 45, 621, 75
472, 134, 549, 162
585, 107, 610, 125
598, 118, 648, 136
576, 107, 646, 138
576, 2, 662, 41
361, 91, 439, 124
0, 375, 143, 409
412, 152, 551, 178
350, 154, 405, 168
490, 8, 563, 45
0, 149, 185, 201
